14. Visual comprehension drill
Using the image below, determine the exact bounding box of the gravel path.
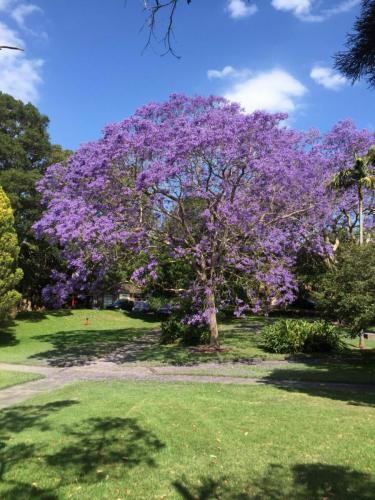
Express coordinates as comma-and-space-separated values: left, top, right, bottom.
0, 360, 375, 409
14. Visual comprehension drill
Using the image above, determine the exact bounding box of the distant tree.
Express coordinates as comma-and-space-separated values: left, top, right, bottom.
0, 92, 51, 172
49, 144, 74, 166
329, 146, 375, 245
0, 92, 71, 308
314, 243, 375, 348
335, 0, 375, 87
322, 120, 374, 248
0, 187, 23, 323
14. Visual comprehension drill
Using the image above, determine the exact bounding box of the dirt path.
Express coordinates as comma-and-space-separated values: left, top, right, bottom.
0, 360, 375, 409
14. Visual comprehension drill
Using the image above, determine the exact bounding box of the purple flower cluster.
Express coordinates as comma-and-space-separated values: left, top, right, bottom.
35, 95, 373, 331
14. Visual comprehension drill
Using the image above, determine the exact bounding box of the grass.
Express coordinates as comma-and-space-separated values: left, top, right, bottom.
138, 316, 288, 365
0, 309, 159, 366
1, 309, 374, 371
0, 310, 283, 366
161, 358, 375, 385
0, 380, 374, 499
0, 369, 43, 389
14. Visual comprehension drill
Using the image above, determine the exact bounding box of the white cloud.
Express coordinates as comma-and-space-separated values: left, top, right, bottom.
271, 0, 312, 16
271, 0, 360, 21
11, 3, 42, 29
227, 0, 258, 19
224, 68, 307, 113
207, 65, 251, 80
0, 20, 23, 49
322, 0, 360, 17
208, 66, 236, 79
0, 0, 15, 11
310, 65, 347, 90
0, 21, 43, 102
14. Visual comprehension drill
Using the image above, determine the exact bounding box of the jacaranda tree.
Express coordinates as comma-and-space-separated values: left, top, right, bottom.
36, 95, 336, 346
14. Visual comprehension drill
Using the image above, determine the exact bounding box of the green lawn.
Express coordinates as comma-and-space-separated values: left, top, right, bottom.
138, 316, 287, 365
0, 369, 43, 389
1, 310, 374, 372
161, 358, 375, 385
0, 380, 374, 499
0, 309, 159, 366
0, 310, 282, 366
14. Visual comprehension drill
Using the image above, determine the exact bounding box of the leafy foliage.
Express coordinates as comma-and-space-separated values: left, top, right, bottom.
0, 93, 71, 308
263, 319, 342, 354
335, 0, 375, 87
160, 316, 209, 345
314, 244, 375, 335
0, 187, 23, 322
0, 92, 51, 172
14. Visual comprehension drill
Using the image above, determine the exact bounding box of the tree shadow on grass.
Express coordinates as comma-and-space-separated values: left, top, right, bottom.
16, 310, 73, 323
0, 400, 165, 498
127, 311, 161, 324
129, 318, 274, 366
268, 382, 375, 408
0, 321, 18, 348
47, 416, 165, 480
260, 360, 375, 407
262, 356, 375, 384
0, 400, 77, 499
174, 463, 375, 499
29, 327, 157, 367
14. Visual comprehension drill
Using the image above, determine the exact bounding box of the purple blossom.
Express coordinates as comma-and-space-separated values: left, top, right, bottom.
34, 95, 373, 344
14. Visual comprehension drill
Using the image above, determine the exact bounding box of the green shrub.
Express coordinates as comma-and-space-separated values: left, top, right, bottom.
263, 319, 342, 354
160, 316, 209, 345
314, 243, 375, 337
0, 187, 22, 323
148, 296, 165, 313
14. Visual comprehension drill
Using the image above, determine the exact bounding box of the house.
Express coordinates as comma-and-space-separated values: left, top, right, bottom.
99, 282, 142, 308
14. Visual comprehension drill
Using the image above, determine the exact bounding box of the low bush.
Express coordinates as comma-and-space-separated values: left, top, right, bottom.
148, 296, 165, 312
314, 243, 375, 337
263, 319, 342, 354
160, 316, 209, 345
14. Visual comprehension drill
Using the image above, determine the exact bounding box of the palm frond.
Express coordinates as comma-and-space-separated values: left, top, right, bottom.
329, 169, 356, 190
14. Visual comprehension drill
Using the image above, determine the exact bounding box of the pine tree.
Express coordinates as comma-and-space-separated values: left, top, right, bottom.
0, 187, 23, 322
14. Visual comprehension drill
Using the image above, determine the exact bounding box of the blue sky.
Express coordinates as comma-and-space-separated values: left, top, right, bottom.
0, 0, 372, 150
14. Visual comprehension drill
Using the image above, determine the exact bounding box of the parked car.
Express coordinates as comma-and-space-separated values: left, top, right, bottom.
105, 299, 134, 311
132, 301, 150, 313
157, 304, 173, 317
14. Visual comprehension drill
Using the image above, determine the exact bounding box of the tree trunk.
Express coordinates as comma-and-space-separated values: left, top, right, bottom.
359, 330, 365, 349
358, 186, 364, 246
206, 290, 219, 347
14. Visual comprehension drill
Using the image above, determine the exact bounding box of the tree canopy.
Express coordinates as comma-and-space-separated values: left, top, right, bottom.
0, 92, 71, 308
0, 187, 22, 323
34, 94, 373, 346
335, 0, 375, 87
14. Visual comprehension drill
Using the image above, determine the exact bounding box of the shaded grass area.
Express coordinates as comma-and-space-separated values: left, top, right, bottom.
0, 309, 159, 366
139, 316, 286, 365
0, 380, 374, 498
0, 310, 374, 373
138, 316, 375, 367
0, 312, 281, 367
0, 369, 43, 389
161, 358, 375, 385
